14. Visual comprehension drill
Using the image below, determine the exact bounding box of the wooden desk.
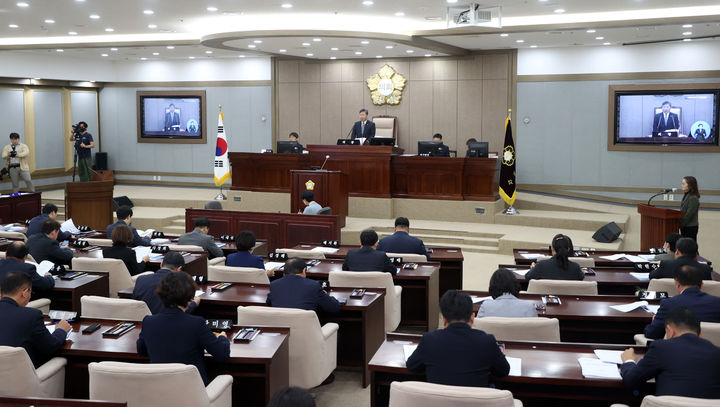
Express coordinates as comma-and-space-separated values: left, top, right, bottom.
513, 248, 712, 267
228, 152, 311, 193
464, 291, 656, 344
214, 240, 268, 257
0, 396, 125, 407
501, 264, 648, 296
369, 333, 652, 407
72, 248, 208, 277
0, 192, 41, 223
294, 244, 464, 297
45, 272, 110, 312
58, 318, 289, 407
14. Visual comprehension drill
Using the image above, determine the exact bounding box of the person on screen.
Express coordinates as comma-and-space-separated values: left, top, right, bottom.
693, 124, 707, 139
288, 132, 304, 153
164, 104, 180, 131
431, 134, 450, 157
349, 108, 375, 141
653, 101, 680, 133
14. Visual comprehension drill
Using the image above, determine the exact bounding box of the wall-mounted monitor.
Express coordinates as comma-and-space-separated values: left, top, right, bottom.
137, 90, 207, 144
608, 84, 720, 152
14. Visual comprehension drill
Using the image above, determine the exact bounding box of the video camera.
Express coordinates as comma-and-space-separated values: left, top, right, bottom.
71, 122, 86, 135
0, 167, 8, 180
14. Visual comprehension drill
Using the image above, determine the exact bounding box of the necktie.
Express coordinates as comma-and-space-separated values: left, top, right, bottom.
664, 114, 668, 125
361, 121, 365, 135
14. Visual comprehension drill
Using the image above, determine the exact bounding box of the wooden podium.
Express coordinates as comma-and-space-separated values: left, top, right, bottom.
65, 181, 114, 231
291, 170, 348, 218
637, 204, 682, 251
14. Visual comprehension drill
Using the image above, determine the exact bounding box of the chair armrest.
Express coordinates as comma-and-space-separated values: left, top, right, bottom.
206, 374, 233, 407
36, 357, 67, 382
513, 400, 524, 407
208, 257, 226, 266
393, 286, 402, 298
28, 298, 51, 314
131, 271, 154, 283
633, 334, 653, 346
321, 323, 339, 340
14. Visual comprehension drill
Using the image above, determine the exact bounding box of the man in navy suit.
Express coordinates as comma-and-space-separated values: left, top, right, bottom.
0, 242, 54, 294
26, 203, 71, 241
376, 217, 429, 260
132, 252, 199, 314
342, 230, 396, 274
621, 306, 720, 398
288, 132, 304, 153
107, 206, 151, 247
644, 265, 720, 339
0, 272, 71, 367
652, 101, 680, 133
431, 134, 451, 157
649, 238, 712, 280
349, 108, 375, 141
406, 290, 510, 387
164, 104, 180, 131
267, 258, 341, 313
26, 219, 74, 266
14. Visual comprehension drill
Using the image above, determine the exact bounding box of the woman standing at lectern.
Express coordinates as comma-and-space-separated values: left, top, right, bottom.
680, 176, 700, 242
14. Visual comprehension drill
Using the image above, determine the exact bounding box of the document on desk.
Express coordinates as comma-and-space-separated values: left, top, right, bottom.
593, 350, 624, 365
638, 254, 656, 261
403, 344, 418, 362
610, 300, 648, 313
624, 255, 648, 263
35, 260, 55, 276
60, 219, 81, 234
511, 269, 530, 277
506, 357, 522, 376
311, 247, 339, 254
470, 295, 492, 303
134, 246, 152, 263
578, 357, 622, 379
645, 305, 660, 314
629, 272, 649, 281
151, 238, 171, 244
1, 223, 24, 232
519, 253, 542, 260
599, 254, 627, 261
265, 262, 285, 271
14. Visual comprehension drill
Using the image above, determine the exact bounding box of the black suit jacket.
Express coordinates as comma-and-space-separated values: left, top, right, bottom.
267, 274, 341, 313
643, 287, 720, 339
406, 323, 510, 387
106, 220, 151, 247
525, 257, 584, 281
0, 297, 67, 367
350, 120, 375, 140
137, 306, 230, 385
164, 111, 180, 131
102, 244, 146, 276
650, 256, 712, 280
620, 333, 720, 398
376, 231, 429, 260
26, 233, 74, 266
132, 269, 197, 315
26, 214, 71, 241
342, 246, 397, 274
433, 144, 450, 157
653, 112, 680, 132
0, 258, 55, 294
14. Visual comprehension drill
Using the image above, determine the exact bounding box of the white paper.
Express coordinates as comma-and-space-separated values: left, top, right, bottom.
629, 272, 649, 281
610, 300, 648, 313
311, 247, 339, 254
624, 255, 648, 263
151, 238, 170, 244
35, 260, 55, 276
578, 358, 622, 379
512, 269, 530, 277
194, 290, 205, 297
599, 254, 627, 261
593, 350, 624, 365
264, 262, 285, 271
215, 242, 226, 247
470, 295, 492, 303
645, 305, 660, 314
520, 253, 542, 260
137, 228, 155, 237
134, 246, 152, 263
506, 357, 522, 376
638, 254, 656, 261
403, 344, 418, 362
60, 219, 80, 234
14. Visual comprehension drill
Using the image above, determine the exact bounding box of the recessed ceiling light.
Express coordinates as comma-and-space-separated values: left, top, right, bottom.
254, 40, 263, 43
306, 53, 313, 56
603, 42, 611, 45
205, 50, 213, 54
361, 40, 369, 44
394, 12, 405, 17
447, 0, 458, 3
424, 54, 432, 57
682, 31, 692, 35
8, 24, 19, 28
683, 38, 692, 42
238, 55, 245, 58
385, 45, 394, 49
362, 0, 374, 5
166, 46, 175, 49
141, 57, 147, 60
330, 47, 339, 51
279, 49, 287, 53
68, 31, 78, 35
302, 42, 310, 46
76, 0, 86, 2
44, 19, 55, 24
500, 33, 509, 37
56, 49, 64, 52
313, 38, 322, 42
247, 44, 256, 48
148, 24, 157, 29
143, 10, 154, 15
406, 49, 414, 53
330, 56, 337, 60
16, 2, 29, 8
281, 3, 293, 8
554, 8, 565, 13
515, 39, 524, 43
153, 52, 160, 56
530, 45, 538, 48
206, 6, 218, 12
101, 53, 108, 57
682, 24, 693, 28
105, 28, 114, 32
188, 56, 195, 59
110, 47, 118, 51
89, 14, 100, 19
355, 51, 363, 55
376, 55, 382, 58
595, 36, 604, 40
586, 29, 596, 33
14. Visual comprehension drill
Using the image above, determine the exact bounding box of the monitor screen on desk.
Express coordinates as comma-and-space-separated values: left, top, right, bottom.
369, 138, 395, 146
417, 141, 444, 156
337, 139, 361, 145
277, 141, 302, 154
467, 141, 489, 158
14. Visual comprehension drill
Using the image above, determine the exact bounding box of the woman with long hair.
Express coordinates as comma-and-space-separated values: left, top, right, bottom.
680, 176, 700, 242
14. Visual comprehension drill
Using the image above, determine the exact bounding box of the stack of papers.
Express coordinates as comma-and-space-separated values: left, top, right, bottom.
134, 246, 152, 263
470, 295, 492, 303
629, 272, 650, 281
638, 254, 657, 261
403, 344, 418, 362
624, 255, 648, 263
151, 238, 171, 244
644, 305, 660, 314
610, 300, 649, 313
512, 269, 531, 277
506, 357, 522, 376
593, 349, 624, 364
519, 253, 542, 260
600, 253, 650, 263
577, 357, 622, 379
599, 254, 627, 261
311, 247, 339, 254
60, 219, 80, 234
0, 224, 24, 232
137, 229, 155, 238
265, 262, 285, 271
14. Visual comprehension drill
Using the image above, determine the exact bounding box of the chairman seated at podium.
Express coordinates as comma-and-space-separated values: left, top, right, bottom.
349, 108, 375, 141
653, 101, 680, 134
164, 104, 180, 131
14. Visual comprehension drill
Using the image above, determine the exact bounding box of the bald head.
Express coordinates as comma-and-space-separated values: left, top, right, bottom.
6, 241, 29, 262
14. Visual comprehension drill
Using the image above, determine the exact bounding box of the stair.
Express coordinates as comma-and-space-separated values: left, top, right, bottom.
492, 209, 629, 232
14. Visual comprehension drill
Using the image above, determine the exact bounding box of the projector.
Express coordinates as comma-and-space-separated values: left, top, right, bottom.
453, 3, 492, 25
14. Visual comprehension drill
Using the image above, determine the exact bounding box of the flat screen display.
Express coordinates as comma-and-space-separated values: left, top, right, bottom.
139, 95, 203, 140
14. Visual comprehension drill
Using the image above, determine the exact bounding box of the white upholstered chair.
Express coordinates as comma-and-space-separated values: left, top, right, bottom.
0, 346, 66, 398
473, 317, 561, 342
0, 231, 27, 241
526, 280, 598, 295
634, 334, 654, 346
275, 248, 326, 260
236, 306, 338, 389
0, 251, 37, 264
536, 255, 595, 268
207, 265, 269, 284
72, 257, 150, 298
81, 295, 151, 321
647, 278, 679, 296
614, 395, 720, 407
89, 362, 233, 407
208, 256, 226, 266
384, 252, 428, 263
389, 381, 523, 407
372, 116, 397, 140
701, 280, 720, 297
28, 298, 51, 314
329, 270, 401, 332
79, 238, 113, 246
701, 322, 720, 346
167, 244, 204, 252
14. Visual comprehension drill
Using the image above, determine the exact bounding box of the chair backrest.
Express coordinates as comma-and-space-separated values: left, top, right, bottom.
641, 395, 720, 407
385, 252, 427, 263
275, 248, 326, 260
647, 278, 679, 296
89, 362, 210, 407
72, 257, 133, 298
473, 317, 561, 342
80, 238, 113, 246
0, 231, 27, 242
81, 296, 151, 321
373, 116, 397, 139
328, 270, 399, 331
537, 255, 595, 268
701, 322, 720, 347
236, 306, 326, 389
207, 265, 269, 284
389, 381, 518, 407
0, 346, 44, 397
167, 244, 204, 252
0, 252, 4, 259
317, 207, 332, 215
204, 201, 223, 210
526, 280, 598, 295
27, 298, 51, 314
701, 280, 720, 297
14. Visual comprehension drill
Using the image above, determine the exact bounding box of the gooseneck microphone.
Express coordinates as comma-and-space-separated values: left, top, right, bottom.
648, 188, 678, 206
320, 155, 330, 171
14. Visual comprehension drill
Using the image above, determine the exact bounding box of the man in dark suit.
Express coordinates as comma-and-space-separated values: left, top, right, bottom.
0, 272, 71, 367
431, 134, 451, 157
653, 232, 682, 262
107, 205, 151, 247
621, 307, 720, 398
26, 219, 74, 266
267, 258, 341, 313
407, 290, 510, 387
376, 217, 429, 260
132, 252, 199, 314
0, 242, 55, 294
178, 217, 224, 259
644, 265, 720, 339
164, 104, 180, 131
652, 101, 680, 133
693, 123, 707, 139
343, 230, 396, 274
349, 108, 375, 141
26, 203, 71, 241
650, 237, 712, 280
288, 132, 304, 153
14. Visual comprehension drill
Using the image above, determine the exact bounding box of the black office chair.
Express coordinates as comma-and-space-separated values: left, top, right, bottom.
317, 207, 332, 215
204, 201, 223, 210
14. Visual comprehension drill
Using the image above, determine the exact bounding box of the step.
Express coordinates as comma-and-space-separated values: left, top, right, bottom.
375, 231, 500, 248
493, 210, 629, 232
370, 226, 503, 240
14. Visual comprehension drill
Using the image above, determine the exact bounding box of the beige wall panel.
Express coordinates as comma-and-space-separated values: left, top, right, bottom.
341, 62, 364, 82
458, 56, 483, 80
321, 62, 342, 83
432, 81, 459, 150
457, 80, 484, 151
481, 79, 509, 153
409, 59, 433, 81
383, 93, 410, 148
406, 81, 433, 154
277, 83, 300, 139
299, 62, 321, 83
278, 60, 300, 83
298, 83, 321, 143
320, 82, 342, 144
482, 54, 509, 80
341, 82, 365, 133
433, 59, 458, 81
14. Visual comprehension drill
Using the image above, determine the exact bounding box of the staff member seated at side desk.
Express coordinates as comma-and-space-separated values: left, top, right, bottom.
525, 234, 584, 281
300, 190, 323, 215
621, 307, 720, 399
132, 252, 199, 315
431, 134, 450, 157
267, 258, 341, 313
342, 230, 396, 274
26, 219, 74, 266
102, 225, 149, 276
406, 290, 510, 387
649, 237, 712, 280
288, 132, 304, 153
376, 217, 429, 260
477, 268, 537, 318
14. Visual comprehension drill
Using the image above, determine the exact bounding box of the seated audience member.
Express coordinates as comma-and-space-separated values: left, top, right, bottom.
431, 133, 451, 157
301, 190, 322, 215
226, 230, 265, 269
0, 272, 71, 367
477, 268, 537, 318
654, 232, 682, 262
525, 234, 584, 281
621, 307, 720, 398
268, 387, 316, 407
406, 290, 510, 387
137, 271, 230, 385
26, 219, 74, 266
102, 225, 149, 276
0, 241, 55, 294
376, 217, 429, 260
132, 252, 199, 315
26, 203, 70, 241
267, 258, 341, 313
650, 237, 712, 280
643, 265, 720, 339
464, 138, 477, 157
107, 205, 151, 247
178, 217, 224, 259
342, 229, 396, 274
288, 132, 304, 153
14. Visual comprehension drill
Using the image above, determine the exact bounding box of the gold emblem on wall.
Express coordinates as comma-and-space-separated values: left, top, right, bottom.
305, 180, 315, 191
366, 64, 407, 105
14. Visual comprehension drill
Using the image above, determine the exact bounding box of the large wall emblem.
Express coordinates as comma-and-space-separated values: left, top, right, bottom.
366, 64, 407, 105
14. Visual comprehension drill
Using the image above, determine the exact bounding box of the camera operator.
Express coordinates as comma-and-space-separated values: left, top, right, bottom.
68, 121, 95, 182
2, 133, 34, 193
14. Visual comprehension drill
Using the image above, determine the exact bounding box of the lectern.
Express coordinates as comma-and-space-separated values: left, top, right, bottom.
291, 170, 348, 218
65, 181, 114, 231
637, 204, 682, 251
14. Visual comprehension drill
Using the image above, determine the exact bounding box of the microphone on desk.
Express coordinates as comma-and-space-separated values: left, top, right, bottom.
647, 188, 678, 206
319, 155, 330, 171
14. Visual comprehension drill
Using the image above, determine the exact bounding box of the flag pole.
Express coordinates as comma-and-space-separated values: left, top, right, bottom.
501, 108, 519, 215
214, 104, 228, 201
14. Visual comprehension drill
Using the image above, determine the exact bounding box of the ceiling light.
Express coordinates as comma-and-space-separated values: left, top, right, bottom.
376, 55, 382, 58
682, 24, 693, 28
279, 49, 287, 53
44, 19, 55, 24
682, 31, 692, 35
76, 0, 86, 2
330, 56, 337, 60
311, 38, 321, 42
355, 51, 362, 55
153, 52, 160, 55
205, 50, 213, 54
302, 42, 310, 46
101, 53, 108, 57
105, 28, 114, 32
385, 45, 394, 49
362, 0, 374, 5
306, 53, 313, 56
110, 47, 118, 51
166, 46, 174, 49
141, 57, 147, 60
89, 14, 100, 19
281, 3, 293, 8
586, 29, 596, 33
500, 33, 509, 37
247, 44, 256, 48
238, 55, 245, 58
148, 24, 157, 29
361, 40, 369, 44
530, 45, 538, 48
206, 6, 218, 12
330, 47, 338, 51
424, 54, 432, 57
143, 10, 154, 15
683, 38, 692, 42
254, 40, 263, 43
68, 31, 78, 35
395, 12, 405, 17
595, 36, 604, 40
188, 56, 195, 59
8, 24, 19, 28
554, 9, 565, 13
406, 49, 414, 53
56, 49, 64, 52
603, 42, 611, 45
515, 39, 524, 43
447, 0, 458, 3
16, 2, 29, 7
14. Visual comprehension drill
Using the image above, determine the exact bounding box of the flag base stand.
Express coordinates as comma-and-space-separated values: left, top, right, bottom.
214, 186, 227, 201
502, 205, 519, 215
